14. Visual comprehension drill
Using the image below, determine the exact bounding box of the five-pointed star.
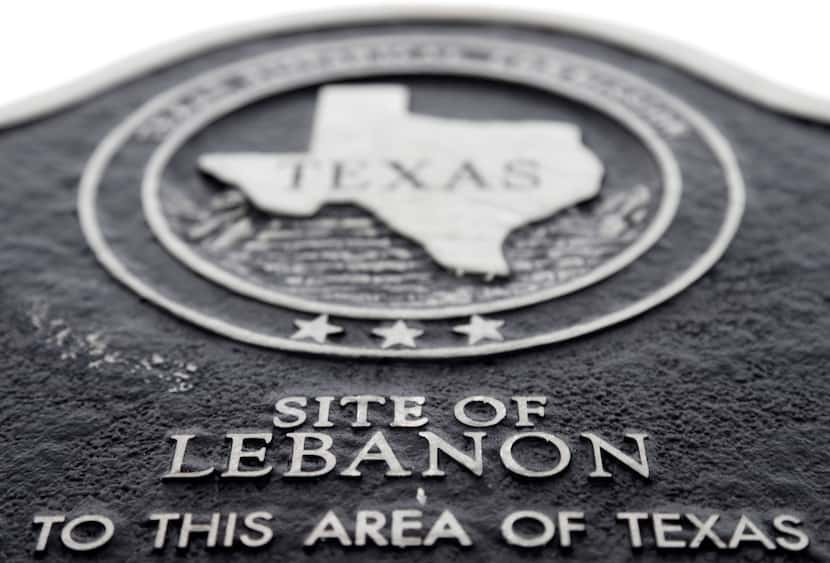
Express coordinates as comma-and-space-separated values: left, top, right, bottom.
291, 314, 344, 344
372, 320, 424, 349
453, 315, 505, 345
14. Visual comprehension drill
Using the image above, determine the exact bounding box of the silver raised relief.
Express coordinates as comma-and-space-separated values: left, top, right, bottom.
80, 34, 745, 357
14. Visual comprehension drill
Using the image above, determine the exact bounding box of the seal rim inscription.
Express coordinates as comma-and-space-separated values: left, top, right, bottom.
79, 31, 745, 358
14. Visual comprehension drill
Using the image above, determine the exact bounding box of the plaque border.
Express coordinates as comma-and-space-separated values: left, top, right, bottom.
0, 6, 827, 129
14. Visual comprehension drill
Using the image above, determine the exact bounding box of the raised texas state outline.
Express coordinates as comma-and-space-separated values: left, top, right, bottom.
198, 84, 604, 277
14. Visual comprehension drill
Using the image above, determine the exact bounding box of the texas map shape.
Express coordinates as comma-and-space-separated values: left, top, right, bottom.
198, 84, 604, 277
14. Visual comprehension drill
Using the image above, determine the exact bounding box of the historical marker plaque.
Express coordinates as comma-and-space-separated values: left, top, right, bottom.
1, 8, 828, 562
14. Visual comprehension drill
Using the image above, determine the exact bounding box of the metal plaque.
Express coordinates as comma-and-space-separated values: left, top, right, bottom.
1, 7, 828, 563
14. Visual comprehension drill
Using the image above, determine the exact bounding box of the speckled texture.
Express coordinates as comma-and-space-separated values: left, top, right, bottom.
1, 20, 829, 562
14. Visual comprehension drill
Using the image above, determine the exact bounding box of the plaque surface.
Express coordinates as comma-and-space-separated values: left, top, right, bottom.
1, 7, 829, 562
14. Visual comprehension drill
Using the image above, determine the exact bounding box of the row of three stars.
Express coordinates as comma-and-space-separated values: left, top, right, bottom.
291, 314, 505, 348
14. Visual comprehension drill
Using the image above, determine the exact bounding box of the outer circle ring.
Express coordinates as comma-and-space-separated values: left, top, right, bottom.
78, 29, 745, 359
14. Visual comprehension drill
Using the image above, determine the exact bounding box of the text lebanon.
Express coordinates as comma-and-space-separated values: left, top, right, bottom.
163, 395, 651, 480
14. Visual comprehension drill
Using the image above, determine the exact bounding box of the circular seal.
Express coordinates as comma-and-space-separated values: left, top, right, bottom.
80, 28, 744, 358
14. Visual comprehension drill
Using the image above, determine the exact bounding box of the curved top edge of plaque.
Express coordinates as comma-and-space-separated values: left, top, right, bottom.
0, 5, 829, 129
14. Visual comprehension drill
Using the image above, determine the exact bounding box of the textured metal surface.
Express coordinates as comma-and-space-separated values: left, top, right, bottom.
1, 19, 829, 562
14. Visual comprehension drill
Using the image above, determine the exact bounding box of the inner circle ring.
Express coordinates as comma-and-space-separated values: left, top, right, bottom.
79, 33, 745, 358
141, 36, 682, 320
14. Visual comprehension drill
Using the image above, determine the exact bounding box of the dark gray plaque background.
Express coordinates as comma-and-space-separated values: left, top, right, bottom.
1, 17, 829, 563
